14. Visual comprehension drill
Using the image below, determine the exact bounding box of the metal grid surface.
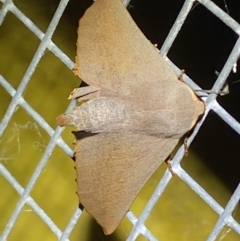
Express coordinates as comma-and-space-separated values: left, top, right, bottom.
0, 0, 240, 240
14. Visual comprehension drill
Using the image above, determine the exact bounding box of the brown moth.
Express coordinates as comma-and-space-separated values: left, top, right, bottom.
57, 0, 204, 235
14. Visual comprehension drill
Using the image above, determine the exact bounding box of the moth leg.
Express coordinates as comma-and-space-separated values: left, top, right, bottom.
165, 156, 175, 176
178, 69, 185, 82
184, 136, 189, 156
68, 86, 100, 99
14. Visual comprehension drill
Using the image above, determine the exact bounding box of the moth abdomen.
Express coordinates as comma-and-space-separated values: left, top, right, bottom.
56, 113, 74, 127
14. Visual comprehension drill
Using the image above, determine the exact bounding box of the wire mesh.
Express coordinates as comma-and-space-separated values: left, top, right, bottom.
0, 0, 240, 240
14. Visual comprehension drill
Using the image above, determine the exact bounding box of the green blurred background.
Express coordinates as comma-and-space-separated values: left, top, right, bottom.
0, 0, 240, 240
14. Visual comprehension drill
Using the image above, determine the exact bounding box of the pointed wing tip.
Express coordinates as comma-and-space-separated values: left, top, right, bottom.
103, 227, 115, 235
100, 218, 119, 235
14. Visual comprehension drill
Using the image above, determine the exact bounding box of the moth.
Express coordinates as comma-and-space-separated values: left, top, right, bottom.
57, 0, 204, 235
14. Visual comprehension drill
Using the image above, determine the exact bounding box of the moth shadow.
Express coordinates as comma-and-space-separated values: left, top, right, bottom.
78, 204, 120, 241
72, 131, 97, 141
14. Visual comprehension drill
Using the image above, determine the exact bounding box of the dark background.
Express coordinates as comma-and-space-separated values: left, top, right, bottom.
63, 0, 240, 192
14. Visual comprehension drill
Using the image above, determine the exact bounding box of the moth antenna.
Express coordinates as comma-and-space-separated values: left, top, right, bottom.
184, 136, 189, 156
